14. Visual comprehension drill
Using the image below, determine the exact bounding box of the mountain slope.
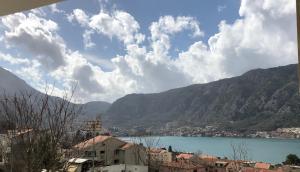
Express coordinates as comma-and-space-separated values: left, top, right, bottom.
82, 101, 111, 119
0, 66, 110, 120
104, 64, 300, 133
0, 67, 36, 94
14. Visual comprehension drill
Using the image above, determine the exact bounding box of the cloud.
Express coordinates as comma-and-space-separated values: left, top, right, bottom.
174, 0, 296, 84
83, 30, 96, 49
149, 16, 203, 62
1, 12, 104, 102
67, 9, 89, 27
209, 0, 296, 76
2, 13, 66, 70
0, 0, 297, 103
49, 4, 63, 14
0, 52, 30, 65
89, 10, 145, 45
73, 65, 104, 93
69, 9, 145, 47
217, 5, 226, 12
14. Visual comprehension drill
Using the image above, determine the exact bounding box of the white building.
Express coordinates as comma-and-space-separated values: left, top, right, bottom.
96, 164, 148, 172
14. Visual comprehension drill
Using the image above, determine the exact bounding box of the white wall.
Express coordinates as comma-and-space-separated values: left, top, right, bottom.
95, 164, 148, 172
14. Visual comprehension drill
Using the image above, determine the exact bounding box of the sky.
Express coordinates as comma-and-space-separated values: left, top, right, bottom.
0, 0, 297, 103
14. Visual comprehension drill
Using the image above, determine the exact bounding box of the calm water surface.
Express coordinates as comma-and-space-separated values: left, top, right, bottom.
121, 136, 300, 164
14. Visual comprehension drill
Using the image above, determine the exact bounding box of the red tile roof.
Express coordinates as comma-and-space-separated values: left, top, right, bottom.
161, 161, 204, 170
255, 163, 271, 169
242, 167, 283, 172
176, 153, 194, 159
74, 135, 112, 149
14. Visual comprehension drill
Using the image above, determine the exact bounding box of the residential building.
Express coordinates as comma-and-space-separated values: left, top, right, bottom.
160, 160, 206, 172
150, 148, 172, 163
176, 153, 194, 160
73, 135, 146, 166
66, 158, 93, 172
0, 133, 9, 171
255, 163, 272, 170
96, 164, 148, 172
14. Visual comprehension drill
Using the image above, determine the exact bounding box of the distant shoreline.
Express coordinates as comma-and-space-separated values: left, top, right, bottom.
119, 135, 300, 140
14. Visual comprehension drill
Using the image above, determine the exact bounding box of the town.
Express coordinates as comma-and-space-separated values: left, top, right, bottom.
1, 0, 300, 171
110, 126, 300, 139
1, 119, 300, 172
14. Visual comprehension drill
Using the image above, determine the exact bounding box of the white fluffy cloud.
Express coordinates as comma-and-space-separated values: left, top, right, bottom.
175, 0, 296, 84
0, 0, 297, 103
149, 16, 203, 62
1, 12, 104, 101
2, 13, 66, 70
208, 0, 296, 76
67, 9, 89, 27
70, 9, 145, 46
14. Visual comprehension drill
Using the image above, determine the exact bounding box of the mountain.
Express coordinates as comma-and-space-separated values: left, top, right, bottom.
104, 64, 300, 133
0, 67, 36, 94
0, 66, 111, 120
82, 101, 111, 119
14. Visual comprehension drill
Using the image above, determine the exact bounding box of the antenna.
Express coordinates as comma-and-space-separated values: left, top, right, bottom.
296, 0, 300, 93
82, 119, 102, 172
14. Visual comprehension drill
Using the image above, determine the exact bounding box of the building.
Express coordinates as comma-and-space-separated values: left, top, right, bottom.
0, 133, 9, 171
96, 164, 148, 172
73, 135, 146, 166
254, 163, 272, 170
176, 153, 194, 160
211, 161, 238, 172
150, 148, 172, 163
160, 160, 206, 172
66, 158, 93, 172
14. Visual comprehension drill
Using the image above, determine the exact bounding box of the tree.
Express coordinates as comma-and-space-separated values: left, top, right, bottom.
168, 145, 173, 152
0, 87, 82, 172
230, 142, 249, 172
131, 136, 162, 171
283, 154, 300, 165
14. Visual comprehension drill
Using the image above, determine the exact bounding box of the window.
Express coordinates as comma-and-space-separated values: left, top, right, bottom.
193, 170, 197, 172
0, 153, 3, 162
84, 151, 96, 157
114, 159, 119, 164
115, 150, 120, 155
100, 150, 105, 154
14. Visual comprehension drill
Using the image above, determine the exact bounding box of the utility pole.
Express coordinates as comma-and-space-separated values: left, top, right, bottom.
83, 119, 102, 172
296, 0, 300, 93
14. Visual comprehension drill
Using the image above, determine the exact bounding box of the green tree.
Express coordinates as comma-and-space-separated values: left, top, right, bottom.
283, 154, 300, 165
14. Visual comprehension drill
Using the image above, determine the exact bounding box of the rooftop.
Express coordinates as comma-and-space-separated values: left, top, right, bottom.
74, 135, 112, 149
162, 161, 204, 169
176, 153, 194, 159
255, 162, 272, 170
119, 143, 135, 150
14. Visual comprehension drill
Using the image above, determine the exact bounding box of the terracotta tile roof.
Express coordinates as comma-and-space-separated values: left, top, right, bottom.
161, 161, 204, 169
176, 153, 194, 159
242, 167, 283, 172
255, 163, 271, 169
74, 135, 112, 149
199, 154, 218, 160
